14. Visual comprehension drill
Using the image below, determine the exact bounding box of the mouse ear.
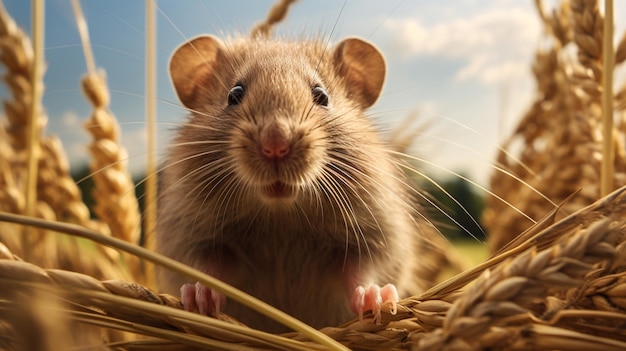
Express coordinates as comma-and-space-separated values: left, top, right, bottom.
332, 38, 385, 108
169, 35, 225, 110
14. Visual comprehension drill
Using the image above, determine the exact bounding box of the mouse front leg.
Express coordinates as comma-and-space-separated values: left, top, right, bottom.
179, 261, 230, 316
350, 283, 399, 322
180, 282, 226, 315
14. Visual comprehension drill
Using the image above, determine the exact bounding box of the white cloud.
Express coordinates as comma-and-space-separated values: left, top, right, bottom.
61, 110, 82, 127
56, 109, 149, 175
66, 141, 90, 166
384, 7, 541, 84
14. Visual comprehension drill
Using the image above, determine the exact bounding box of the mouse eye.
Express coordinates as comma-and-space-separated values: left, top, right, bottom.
228, 84, 245, 106
312, 86, 329, 107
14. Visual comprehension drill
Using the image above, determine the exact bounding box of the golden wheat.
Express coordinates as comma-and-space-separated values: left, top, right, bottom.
1, 0, 626, 350
571, 0, 603, 83
81, 72, 141, 246
250, 0, 297, 39
69, 0, 140, 248
0, 1, 134, 284
616, 32, 626, 64
2, 184, 626, 350
484, 0, 626, 252
0, 0, 90, 269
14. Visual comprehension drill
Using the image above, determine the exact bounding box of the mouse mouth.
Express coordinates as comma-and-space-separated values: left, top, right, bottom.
262, 181, 297, 200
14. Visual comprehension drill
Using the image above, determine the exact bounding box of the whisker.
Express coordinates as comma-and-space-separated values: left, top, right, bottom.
325, 151, 387, 236
190, 164, 240, 241
138, 148, 233, 214
154, 0, 236, 99
314, 0, 348, 74
365, 0, 408, 40
108, 89, 217, 119
321, 164, 375, 268
325, 136, 487, 243
394, 150, 537, 224
399, 163, 486, 243
45, 44, 143, 61
316, 169, 358, 269
327, 148, 468, 246
428, 112, 542, 180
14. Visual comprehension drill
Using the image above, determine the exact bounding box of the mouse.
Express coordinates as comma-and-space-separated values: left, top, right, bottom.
155, 17, 428, 333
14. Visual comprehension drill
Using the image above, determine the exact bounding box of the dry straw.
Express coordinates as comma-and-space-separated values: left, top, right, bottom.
143, 0, 158, 288
1, 184, 626, 349
71, 0, 143, 282
0, 0, 126, 281
1, 0, 626, 350
483, 0, 626, 252
72, 1, 141, 247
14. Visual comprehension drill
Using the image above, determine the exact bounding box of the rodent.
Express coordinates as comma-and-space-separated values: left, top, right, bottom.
155, 28, 425, 333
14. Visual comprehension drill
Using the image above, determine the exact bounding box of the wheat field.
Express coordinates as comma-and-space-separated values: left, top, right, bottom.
2, 0, 626, 350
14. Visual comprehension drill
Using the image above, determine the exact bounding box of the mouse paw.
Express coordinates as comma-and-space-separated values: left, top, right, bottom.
350, 283, 399, 322
180, 282, 225, 316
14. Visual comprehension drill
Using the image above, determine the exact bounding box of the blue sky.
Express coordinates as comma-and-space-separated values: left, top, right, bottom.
2, 0, 625, 188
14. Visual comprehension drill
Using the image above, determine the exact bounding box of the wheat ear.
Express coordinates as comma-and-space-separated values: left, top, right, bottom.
71, 0, 141, 247
250, 0, 298, 39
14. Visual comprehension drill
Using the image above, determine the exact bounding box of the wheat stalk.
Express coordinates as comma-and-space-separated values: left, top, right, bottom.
81, 75, 142, 247
601, 0, 615, 196
484, 0, 626, 252
1, 0, 626, 349
0, 210, 349, 351
0, 1, 129, 281
0, 126, 24, 216
143, 0, 158, 290
250, 0, 297, 39
0, 1, 36, 153
413, 219, 625, 350
70, 1, 141, 250
2, 185, 626, 349
0, 0, 43, 261
23, 0, 45, 249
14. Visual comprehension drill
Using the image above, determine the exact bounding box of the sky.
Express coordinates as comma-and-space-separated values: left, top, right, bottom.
1, 0, 625, 190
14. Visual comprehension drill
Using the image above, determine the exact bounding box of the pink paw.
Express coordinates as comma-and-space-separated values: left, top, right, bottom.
180, 282, 225, 316
350, 283, 399, 322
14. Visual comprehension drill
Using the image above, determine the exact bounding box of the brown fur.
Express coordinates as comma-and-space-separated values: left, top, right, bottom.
156, 35, 422, 332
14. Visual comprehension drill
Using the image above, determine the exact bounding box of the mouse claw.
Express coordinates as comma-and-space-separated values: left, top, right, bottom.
350, 283, 399, 323
180, 282, 225, 316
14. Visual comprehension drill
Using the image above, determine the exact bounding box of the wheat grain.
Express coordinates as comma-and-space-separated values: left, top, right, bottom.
0, 1, 37, 153
1, 0, 626, 350
0, 0, 135, 285
0, 211, 349, 351
3, 182, 626, 350
70, 0, 140, 247
250, 0, 297, 39
0, 257, 334, 350
0, 0, 44, 261
81, 71, 141, 247
572, 0, 603, 81
484, 0, 626, 252
616, 31, 626, 64
0, 125, 24, 216
413, 218, 625, 350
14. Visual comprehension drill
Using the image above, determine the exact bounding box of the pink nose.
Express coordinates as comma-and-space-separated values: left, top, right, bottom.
261, 138, 290, 159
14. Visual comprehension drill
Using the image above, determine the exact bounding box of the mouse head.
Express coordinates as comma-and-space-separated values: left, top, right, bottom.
168, 35, 386, 208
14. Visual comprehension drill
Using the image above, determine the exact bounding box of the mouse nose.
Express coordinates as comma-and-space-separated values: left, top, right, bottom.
260, 128, 290, 160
